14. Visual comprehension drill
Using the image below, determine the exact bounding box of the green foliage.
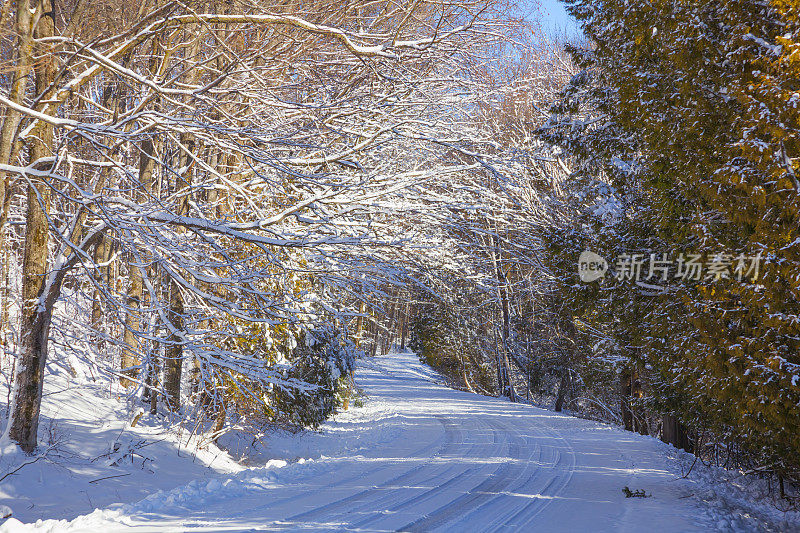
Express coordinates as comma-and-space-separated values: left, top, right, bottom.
546, 0, 800, 476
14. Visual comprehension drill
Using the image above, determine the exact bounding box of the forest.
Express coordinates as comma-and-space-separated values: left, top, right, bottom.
0, 0, 797, 527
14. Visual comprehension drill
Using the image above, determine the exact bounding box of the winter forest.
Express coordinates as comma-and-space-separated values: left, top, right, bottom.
0, 0, 798, 531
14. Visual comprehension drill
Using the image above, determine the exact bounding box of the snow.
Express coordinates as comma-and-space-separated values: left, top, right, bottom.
2, 351, 798, 532
0, 364, 244, 525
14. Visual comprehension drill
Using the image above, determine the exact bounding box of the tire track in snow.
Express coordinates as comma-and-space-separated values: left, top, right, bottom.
346, 417, 507, 530
395, 418, 528, 532
508, 444, 577, 528
487, 422, 577, 532
448, 419, 562, 532
275, 416, 479, 527
224, 414, 452, 521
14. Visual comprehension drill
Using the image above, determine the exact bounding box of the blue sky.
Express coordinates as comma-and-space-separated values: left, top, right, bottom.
535, 0, 580, 37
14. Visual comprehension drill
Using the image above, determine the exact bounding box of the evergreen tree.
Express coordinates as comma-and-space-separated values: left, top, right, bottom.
556, 0, 800, 476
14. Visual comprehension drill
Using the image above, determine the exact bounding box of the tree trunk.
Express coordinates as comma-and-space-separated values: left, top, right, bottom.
620, 367, 634, 432
148, 330, 161, 415
382, 296, 397, 355
400, 301, 409, 351
162, 129, 196, 411
0, 0, 34, 247
554, 369, 570, 412
120, 136, 157, 387
90, 75, 125, 352
661, 414, 692, 452
0, 0, 34, 385
164, 281, 184, 411
369, 316, 379, 357
9, 0, 56, 453
354, 300, 366, 348
91, 234, 110, 348
490, 234, 516, 402
211, 403, 226, 443
0, 202, 13, 354
631, 367, 648, 435
121, 265, 143, 387
461, 363, 476, 393
190, 356, 203, 398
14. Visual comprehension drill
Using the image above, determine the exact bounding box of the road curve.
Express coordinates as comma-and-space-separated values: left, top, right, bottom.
21, 352, 711, 532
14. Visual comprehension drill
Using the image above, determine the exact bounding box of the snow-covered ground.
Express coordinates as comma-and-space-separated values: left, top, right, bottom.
0, 362, 244, 526
2, 351, 798, 532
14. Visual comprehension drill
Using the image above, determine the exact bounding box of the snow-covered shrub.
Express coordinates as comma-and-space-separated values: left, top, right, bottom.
273, 326, 360, 430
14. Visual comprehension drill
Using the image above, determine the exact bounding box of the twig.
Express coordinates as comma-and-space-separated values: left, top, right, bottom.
0, 443, 57, 482
681, 453, 699, 479
0, 455, 44, 482
89, 472, 131, 483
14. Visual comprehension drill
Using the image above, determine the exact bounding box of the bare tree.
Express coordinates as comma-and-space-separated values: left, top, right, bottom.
0, 0, 517, 450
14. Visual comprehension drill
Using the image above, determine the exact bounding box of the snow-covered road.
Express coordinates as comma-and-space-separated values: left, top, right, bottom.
9, 351, 712, 532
